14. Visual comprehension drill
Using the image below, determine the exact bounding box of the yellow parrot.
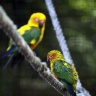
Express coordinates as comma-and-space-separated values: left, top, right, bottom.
0, 12, 46, 68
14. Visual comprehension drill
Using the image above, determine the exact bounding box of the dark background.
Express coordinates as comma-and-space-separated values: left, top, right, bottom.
0, 0, 96, 96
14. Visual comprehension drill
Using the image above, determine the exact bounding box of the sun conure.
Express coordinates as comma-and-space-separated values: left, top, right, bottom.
47, 50, 78, 96
0, 12, 46, 68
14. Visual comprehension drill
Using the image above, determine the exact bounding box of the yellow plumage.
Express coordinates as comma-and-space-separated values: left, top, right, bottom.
17, 25, 31, 35
7, 12, 46, 50
2, 12, 46, 68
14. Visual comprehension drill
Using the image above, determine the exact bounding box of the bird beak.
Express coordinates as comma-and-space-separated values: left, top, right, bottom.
39, 20, 44, 29
47, 58, 50, 68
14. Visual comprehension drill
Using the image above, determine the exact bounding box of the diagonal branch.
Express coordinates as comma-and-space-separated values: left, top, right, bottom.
0, 6, 70, 96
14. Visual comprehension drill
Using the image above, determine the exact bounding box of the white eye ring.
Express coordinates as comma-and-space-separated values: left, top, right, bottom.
35, 18, 39, 22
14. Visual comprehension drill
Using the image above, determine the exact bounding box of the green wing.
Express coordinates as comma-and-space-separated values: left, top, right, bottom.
8, 27, 41, 46
22, 27, 41, 44
53, 60, 74, 84
7, 27, 40, 53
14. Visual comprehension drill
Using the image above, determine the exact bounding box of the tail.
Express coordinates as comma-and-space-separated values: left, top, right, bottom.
60, 79, 76, 96
10, 53, 24, 68
3, 55, 13, 69
0, 45, 16, 59
3, 53, 24, 68
66, 83, 76, 96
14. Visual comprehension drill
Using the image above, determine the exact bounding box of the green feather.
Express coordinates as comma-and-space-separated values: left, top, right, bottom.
53, 60, 74, 84
7, 27, 40, 54
9, 27, 40, 45
22, 27, 40, 44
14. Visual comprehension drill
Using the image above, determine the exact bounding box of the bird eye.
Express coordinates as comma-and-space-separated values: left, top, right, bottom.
34, 18, 39, 22
49, 55, 53, 59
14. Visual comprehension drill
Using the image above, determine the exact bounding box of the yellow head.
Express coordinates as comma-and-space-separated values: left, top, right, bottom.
47, 50, 65, 63
28, 12, 46, 30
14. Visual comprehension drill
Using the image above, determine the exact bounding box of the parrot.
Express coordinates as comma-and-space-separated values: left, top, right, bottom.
47, 50, 78, 96
0, 12, 46, 68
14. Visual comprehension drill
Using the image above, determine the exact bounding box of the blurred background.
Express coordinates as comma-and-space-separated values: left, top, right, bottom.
0, 0, 96, 96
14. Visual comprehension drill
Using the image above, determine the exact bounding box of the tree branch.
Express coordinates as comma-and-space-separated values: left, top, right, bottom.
0, 6, 70, 96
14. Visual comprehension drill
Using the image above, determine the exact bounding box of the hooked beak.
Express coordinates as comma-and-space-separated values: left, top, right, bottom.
39, 21, 44, 29
47, 58, 50, 68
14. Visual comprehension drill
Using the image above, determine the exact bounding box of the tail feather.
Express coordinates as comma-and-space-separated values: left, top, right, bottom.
0, 45, 24, 68
67, 83, 76, 96
59, 78, 76, 96
3, 53, 24, 69
3, 55, 13, 69
11, 53, 24, 68
0, 45, 16, 59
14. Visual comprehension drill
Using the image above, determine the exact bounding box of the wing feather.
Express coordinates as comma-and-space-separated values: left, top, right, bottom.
53, 60, 74, 84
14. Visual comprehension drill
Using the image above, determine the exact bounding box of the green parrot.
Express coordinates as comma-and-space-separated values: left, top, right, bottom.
47, 50, 78, 96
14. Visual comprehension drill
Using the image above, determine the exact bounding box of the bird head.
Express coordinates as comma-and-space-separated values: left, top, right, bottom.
28, 12, 46, 30
47, 50, 65, 63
